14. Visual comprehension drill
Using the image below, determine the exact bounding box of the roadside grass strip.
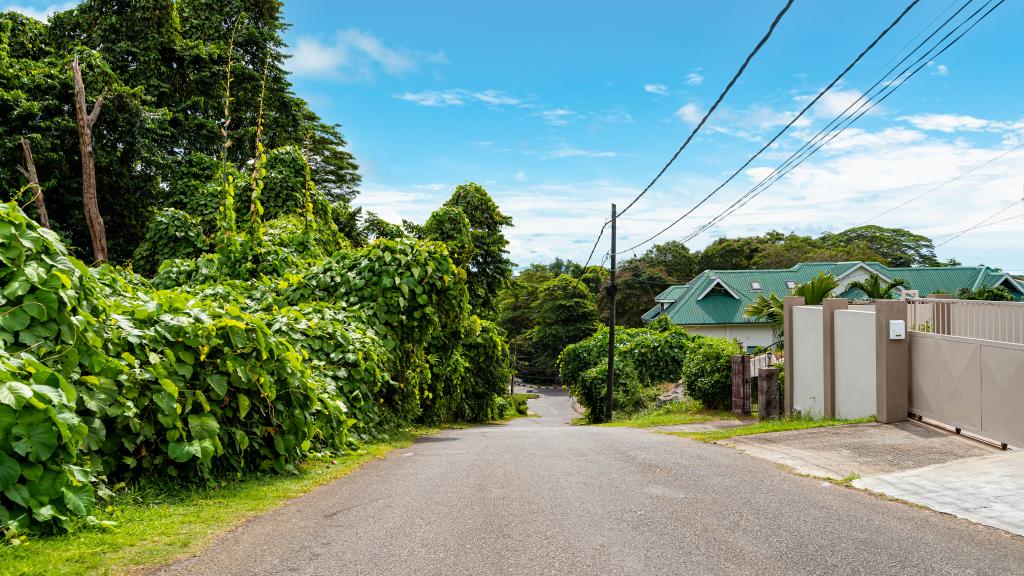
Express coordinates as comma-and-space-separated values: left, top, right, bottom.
599, 399, 734, 428
0, 428, 438, 576
667, 416, 876, 442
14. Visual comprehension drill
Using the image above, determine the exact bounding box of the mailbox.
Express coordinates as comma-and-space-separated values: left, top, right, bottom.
889, 319, 906, 340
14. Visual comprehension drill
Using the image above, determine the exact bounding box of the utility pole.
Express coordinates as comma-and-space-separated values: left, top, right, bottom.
605, 203, 617, 422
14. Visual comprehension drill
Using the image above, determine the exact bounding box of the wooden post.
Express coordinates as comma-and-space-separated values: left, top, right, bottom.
731, 355, 750, 417
71, 58, 108, 263
16, 138, 49, 229
758, 367, 780, 420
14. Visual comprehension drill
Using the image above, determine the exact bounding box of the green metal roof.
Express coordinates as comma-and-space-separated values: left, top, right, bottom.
654, 284, 688, 302
644, 262, 1023, 326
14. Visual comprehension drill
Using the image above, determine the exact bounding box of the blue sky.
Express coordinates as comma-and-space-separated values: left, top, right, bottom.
7, 0, 1024, 271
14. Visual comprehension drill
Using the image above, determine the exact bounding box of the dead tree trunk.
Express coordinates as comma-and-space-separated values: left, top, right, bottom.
71, 59, 108, 263
16, 137, 50, 229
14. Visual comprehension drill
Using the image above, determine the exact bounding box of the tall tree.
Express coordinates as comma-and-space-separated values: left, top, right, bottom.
819, 225, 938, 267
525, 275, 600, 379
443, 183, 513, 315
638, 240, 698, 282
16, 138, 48, 228
70, 58, 108, 262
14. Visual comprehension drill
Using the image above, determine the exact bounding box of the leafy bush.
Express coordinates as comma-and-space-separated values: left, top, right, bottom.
133, 208, 207, 276
681, 336, 743, 410
558, 321, 695, 422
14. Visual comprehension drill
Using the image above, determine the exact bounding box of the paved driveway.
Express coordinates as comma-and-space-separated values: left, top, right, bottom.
159, 389, 1024, 575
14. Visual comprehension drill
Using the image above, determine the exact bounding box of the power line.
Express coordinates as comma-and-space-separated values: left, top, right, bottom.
582, 220, 609, 268
676, 0, 1002, 246
935, 200, 1021, 247
615, 0, 922, 255
861, 141, 1024, 225
615, 0, 796, 218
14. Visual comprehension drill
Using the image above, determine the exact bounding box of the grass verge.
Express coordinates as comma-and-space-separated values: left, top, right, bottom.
0, 427, 437, 576
599, 399, 735, 428
667, 416, 875, 442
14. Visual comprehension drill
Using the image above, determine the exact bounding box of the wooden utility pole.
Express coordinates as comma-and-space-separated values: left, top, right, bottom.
16, 137, 49, 229
71, 58, 108, 263
604, 203, 617, 422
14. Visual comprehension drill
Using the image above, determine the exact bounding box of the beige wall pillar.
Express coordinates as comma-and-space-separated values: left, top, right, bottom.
822, 298, 848, 419
875, 300, 909, 423
783, 296, 805, 417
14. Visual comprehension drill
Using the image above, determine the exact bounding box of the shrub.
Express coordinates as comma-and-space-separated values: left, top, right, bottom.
681, 336, 743, 410
133, 208, 207, 276
558, 322, 694, 422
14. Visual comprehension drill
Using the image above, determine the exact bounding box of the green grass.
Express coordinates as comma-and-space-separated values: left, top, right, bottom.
0, 427, 438, 576
599, 399, 736, 428
514, 393, 540, 401
667, 416, 875, 442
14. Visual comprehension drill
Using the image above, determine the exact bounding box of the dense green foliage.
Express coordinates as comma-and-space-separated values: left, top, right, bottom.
0, 1, 359, 262
558, 319, 701, 422
957, 286, 1016, 301
522, 275, 600, 381
681, 337, 743, 410
0, 160, 515, 537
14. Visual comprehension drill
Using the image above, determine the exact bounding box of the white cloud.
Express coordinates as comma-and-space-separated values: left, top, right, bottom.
540, 108, 578, 126
393, 90, 466, 107
514, 169, 527, 182
598, 107, 634, 123
543, 142, 619, 159
1, 1, 75, 20
472, 90, 521, 106
393, 89, 524, 108
685, 72, 704, 86
928, 61, 950, 76
288, 28, 445, 79
674, 102, 703, 125
644, 83, 669, 95
898, 113, 1020, 133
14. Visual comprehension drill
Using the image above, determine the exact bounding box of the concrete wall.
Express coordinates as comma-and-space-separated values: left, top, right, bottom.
834, 310, 877, 419
686, 325, 775, 351
792, 306, 825, 418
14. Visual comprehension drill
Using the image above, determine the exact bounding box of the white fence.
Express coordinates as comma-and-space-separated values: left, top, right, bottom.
909, 298, 1024, 345
792, 306, 824, 418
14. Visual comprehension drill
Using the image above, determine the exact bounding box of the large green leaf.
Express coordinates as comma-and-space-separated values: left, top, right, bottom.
187, 413, 219, 440
168, 440, 200, 462
62, 483, 95, 517
1, 307, 30, 332
0, 454, 20, 491
0, 382, 33, 409
11, 420, 58, 461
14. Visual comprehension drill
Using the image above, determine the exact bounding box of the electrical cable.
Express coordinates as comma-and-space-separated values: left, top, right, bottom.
616, 0, 797, 218
676, 0, 1003, 247
615, 0, 922, 254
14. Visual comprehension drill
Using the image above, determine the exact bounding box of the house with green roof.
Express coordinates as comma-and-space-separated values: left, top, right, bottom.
642, 262, 1024, 352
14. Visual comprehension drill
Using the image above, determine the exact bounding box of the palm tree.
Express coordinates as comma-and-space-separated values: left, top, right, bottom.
744, 273, 839, 339
745, 292, 785, 338
792, 272, 839, 305
846, 273, 909, 300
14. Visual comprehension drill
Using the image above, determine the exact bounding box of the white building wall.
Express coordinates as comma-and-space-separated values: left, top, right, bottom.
792, 306, 825, 418
834, 309, 877, 419
686, 325, 775, 351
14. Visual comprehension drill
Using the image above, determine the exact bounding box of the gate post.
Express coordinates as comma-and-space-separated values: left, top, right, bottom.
822, 298, 848, 419
731, 355, 750, 417
875, 300, 909, 423
758, 367, 780, 420
783, 296, 805, 416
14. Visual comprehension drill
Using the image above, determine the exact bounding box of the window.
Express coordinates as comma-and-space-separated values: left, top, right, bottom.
751, 282, 762, 291
786, 280, 797, 289
746, 346, 759, 354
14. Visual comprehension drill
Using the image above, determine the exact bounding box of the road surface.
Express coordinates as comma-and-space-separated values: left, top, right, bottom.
160, 388, 1024, 575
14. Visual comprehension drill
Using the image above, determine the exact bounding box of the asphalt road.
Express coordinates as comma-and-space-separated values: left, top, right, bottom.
160, 388, 1024, 576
